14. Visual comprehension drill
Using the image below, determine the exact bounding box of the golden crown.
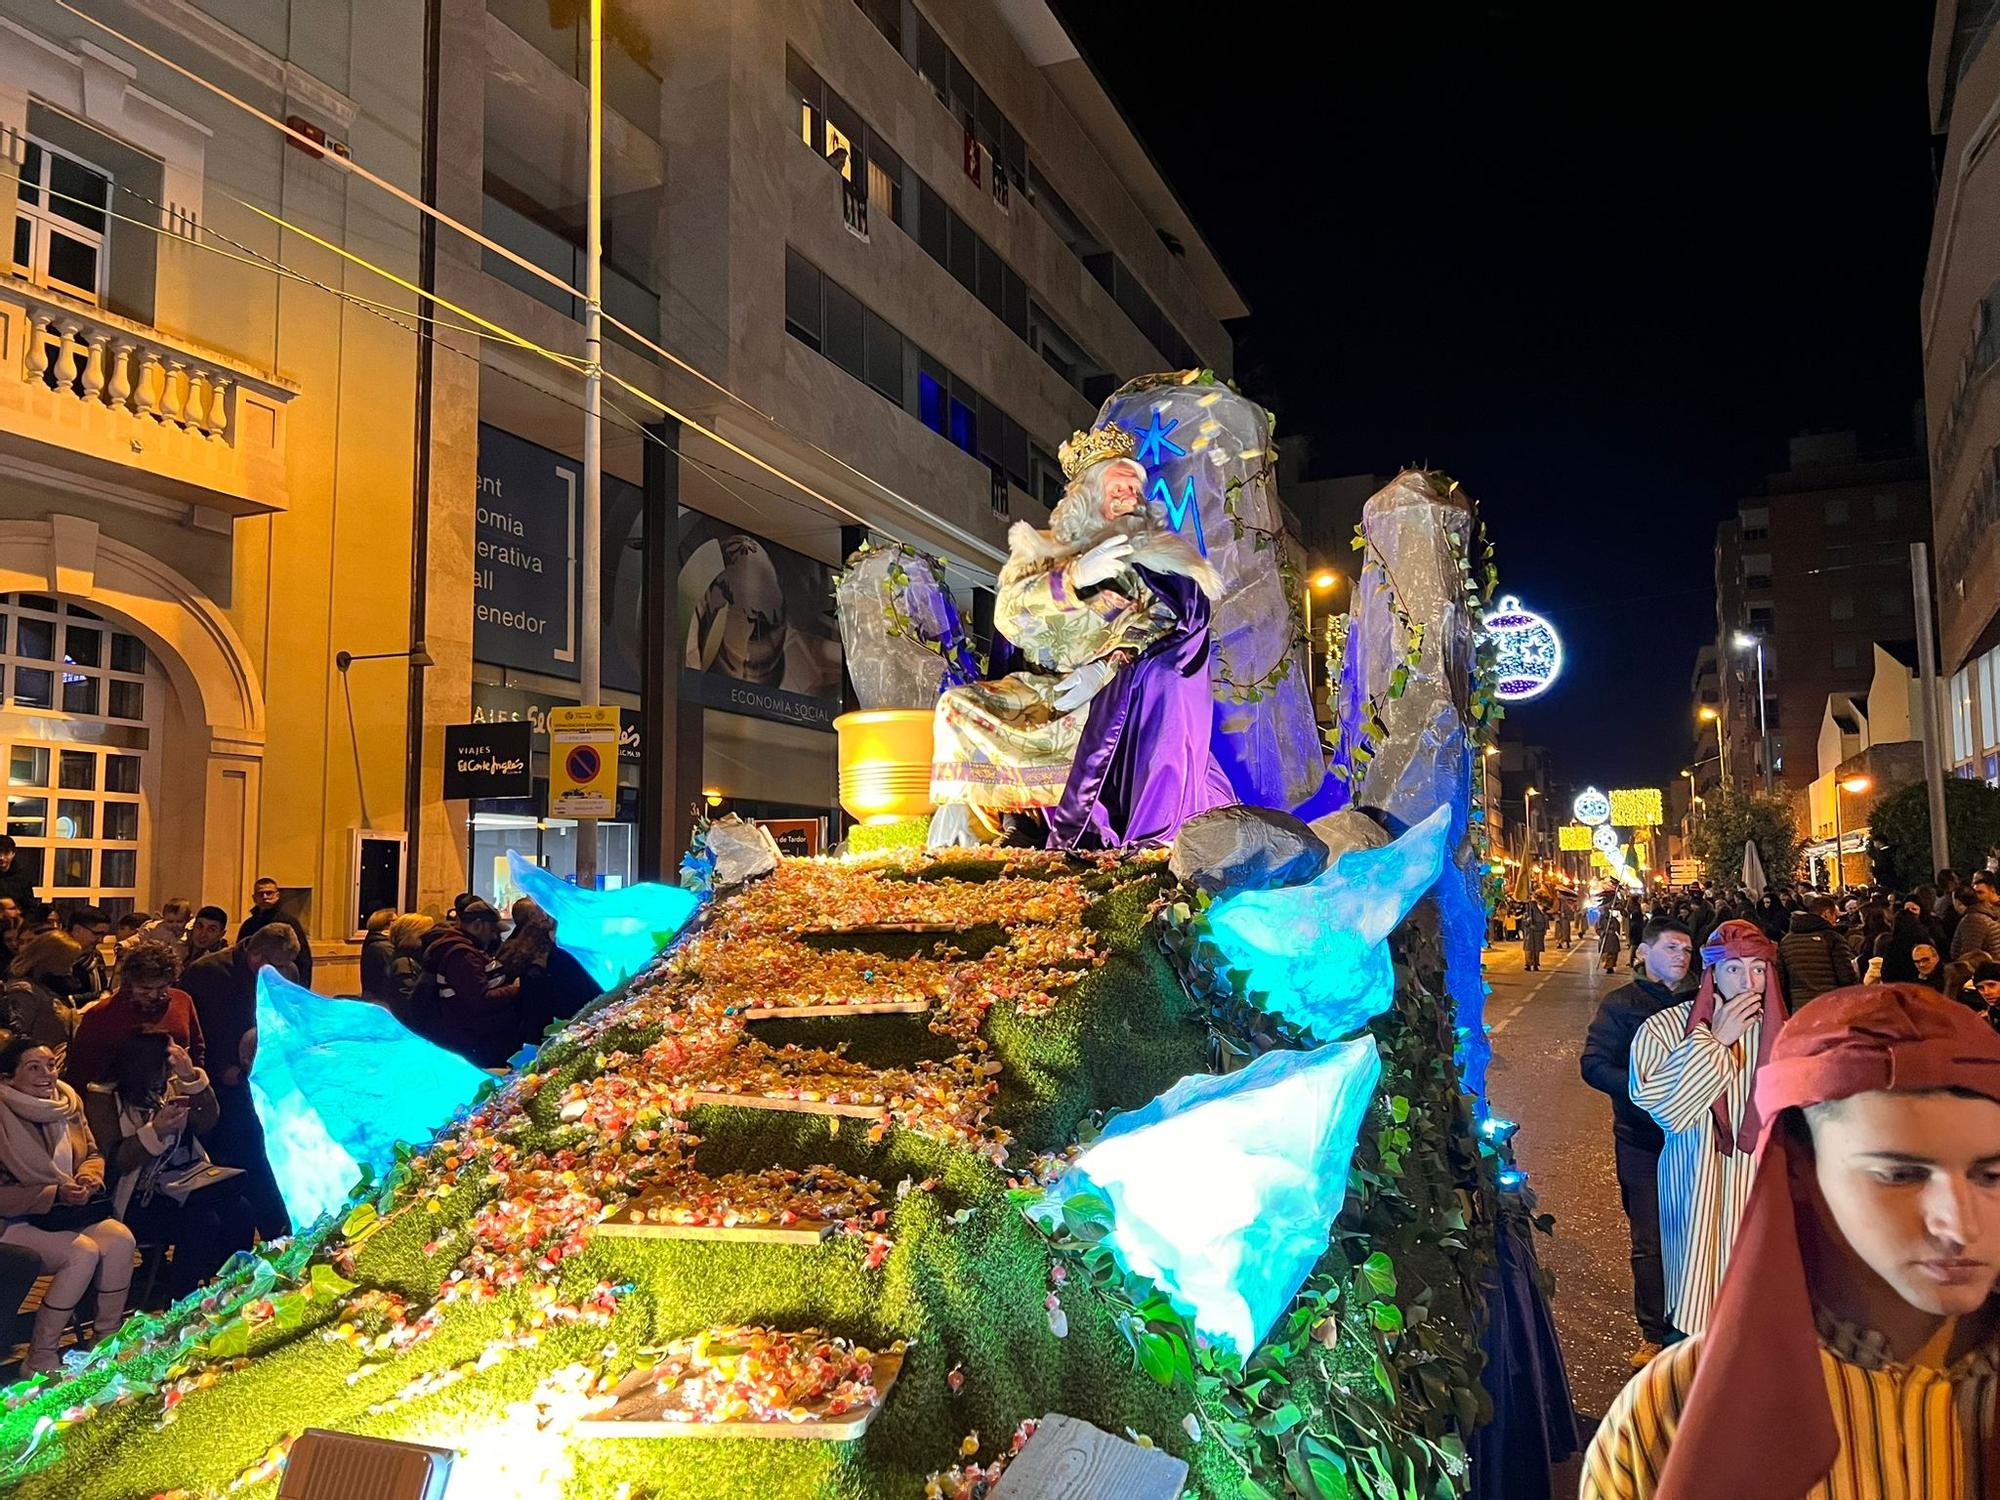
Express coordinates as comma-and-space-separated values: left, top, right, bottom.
1057, 424, 1138, 481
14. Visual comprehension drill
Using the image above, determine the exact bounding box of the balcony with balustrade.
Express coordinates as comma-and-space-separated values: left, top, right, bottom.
0, 273, 297, 517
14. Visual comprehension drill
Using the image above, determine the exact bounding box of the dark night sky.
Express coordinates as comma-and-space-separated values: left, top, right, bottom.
1054, 2, 1938, 789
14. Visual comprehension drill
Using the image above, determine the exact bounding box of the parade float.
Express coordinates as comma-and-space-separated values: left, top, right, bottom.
0, 375, 1571, 1499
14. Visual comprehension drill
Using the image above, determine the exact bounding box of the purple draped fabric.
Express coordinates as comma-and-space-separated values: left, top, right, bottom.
1045, 566, 1233, 851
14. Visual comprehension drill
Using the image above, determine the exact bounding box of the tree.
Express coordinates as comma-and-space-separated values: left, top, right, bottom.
1868, 776, 2000, 887
1690, 785, 1804, 892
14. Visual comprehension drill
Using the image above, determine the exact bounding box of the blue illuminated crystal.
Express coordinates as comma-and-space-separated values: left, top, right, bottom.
249, 970, 492, 1230
1041, 1037, 1382, 1357
506, 851, 701, 990
1202, 804, 1453, 1040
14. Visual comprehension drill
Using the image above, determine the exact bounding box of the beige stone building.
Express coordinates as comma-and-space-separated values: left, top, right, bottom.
0, 0, 1243, 982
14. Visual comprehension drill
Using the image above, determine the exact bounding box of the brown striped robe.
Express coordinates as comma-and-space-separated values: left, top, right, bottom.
1583, 1315, 2000, 1499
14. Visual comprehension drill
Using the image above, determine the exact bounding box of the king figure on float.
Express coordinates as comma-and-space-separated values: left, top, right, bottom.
930, 423, 1233, 850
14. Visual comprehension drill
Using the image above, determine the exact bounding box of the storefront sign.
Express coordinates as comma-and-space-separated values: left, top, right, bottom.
470, 684, 641, 764
756, 818, 821, 858
442, 721, 532, 800
679, 511, 843, 731
548, 705, 621, 819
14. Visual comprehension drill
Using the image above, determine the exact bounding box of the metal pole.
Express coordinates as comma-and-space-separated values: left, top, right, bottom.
1832, 786, 1845, 895
575, 0, 604, 890
1302, 582, 1314, 708
1911, 542, 1952, 877
1714, 715, 1730, 792
1755, 641, 1772, 795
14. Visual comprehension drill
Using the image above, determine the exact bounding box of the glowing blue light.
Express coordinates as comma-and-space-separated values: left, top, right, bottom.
1039, 1036, 1381, 1357
1483, 594, 1562, 702
1203, 805, 1453, 1040
506, 852, 700, 990
1148, 474, 1207, 554
1497, 1168, 1527, 1191
1129, 411, 1187, 467
249, 970, 491, 1230
1479, 1117, 1519, 1144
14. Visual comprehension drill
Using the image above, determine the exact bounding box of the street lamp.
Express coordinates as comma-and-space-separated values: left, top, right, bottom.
1732, 630, 1773, 795
1301, 569, 1343, 708
1831, 774, 1872, 894
1523, 785, 1540, 869
1698, 705, 1729, 791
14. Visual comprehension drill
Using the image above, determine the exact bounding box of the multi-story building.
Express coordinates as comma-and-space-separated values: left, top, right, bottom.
0, 0, 1244, 983
1709, 432, 1929, 802
1927, 4, 2000, 783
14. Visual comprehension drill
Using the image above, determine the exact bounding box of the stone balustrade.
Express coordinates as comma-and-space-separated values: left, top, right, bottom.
0, 275, 297, 517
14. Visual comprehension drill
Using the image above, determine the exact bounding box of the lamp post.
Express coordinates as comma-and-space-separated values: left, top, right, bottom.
1523, 785, 1539, 872
1301, 569, 1341, 710
1732, 630, 1772, 795
1698, 705, 1730, 791
1831, 774, 1872, 894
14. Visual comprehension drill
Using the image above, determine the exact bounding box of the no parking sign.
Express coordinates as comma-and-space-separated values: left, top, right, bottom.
548, 705, 621, 819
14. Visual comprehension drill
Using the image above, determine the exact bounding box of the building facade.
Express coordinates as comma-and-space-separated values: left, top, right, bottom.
0, 0, 1245, 979
1709, 432, 1929, 804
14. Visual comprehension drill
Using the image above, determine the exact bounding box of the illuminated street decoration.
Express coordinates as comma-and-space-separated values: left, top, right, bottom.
508, 851, 700, 989
1572, 787, 1611, 826
1558, 824, 1593, 852
1149, 473, 1208, 552
1592, 823, 1623, 856
1608, 787, 1663, 827
1038, 1035, 1382, 1356
1482, 594, 1563, 702
250, 970, 491, 1230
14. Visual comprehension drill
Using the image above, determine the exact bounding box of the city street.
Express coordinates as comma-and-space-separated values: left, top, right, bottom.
1483, 932, 1639, 1422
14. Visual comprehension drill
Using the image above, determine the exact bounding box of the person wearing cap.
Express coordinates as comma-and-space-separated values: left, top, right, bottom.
1584, 984, 2000, 1498
1627, 917, 1791, 1337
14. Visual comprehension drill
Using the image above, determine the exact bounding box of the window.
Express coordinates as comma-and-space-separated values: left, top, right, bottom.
1878, 539, 1905, 565
825, 89, 866, 184
1829, 594, 1855, 620
1879, 588, 1907, 618
866, 138, 904, 228
1832, 643, 1859, 670
1825, 496, 1849, 525
1824, 544, 1851, 569
1739, 506, 1770, 542
788, 47, 824, 154
863, 308, 902, 404
1872, 492, 1898, 521
13, 139, 110, 302
784, 247, 824, 351
1748, 605, 1775, 629
854, 0, 901, 52
823, 280, 865, 379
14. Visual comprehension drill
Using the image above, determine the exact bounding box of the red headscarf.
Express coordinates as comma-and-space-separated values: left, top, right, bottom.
1684, 918, 1787, 1154
1657, 984, 2000, 1500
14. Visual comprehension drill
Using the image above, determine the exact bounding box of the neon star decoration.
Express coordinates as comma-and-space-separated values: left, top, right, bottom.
1482, 594, 1563, 702
1128, 410, 1187, 466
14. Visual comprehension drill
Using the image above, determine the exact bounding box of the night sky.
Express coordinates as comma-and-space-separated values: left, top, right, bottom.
1055, 3, 1937, 789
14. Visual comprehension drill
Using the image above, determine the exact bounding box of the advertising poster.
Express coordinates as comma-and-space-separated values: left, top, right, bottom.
677, 510, 843, 731
442, 721, 534, 800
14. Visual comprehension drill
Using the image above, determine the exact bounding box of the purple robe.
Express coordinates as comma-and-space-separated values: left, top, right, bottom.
1045, 566, 1233, 850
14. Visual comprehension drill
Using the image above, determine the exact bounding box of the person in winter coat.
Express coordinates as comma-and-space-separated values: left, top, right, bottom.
357, 908, 397, 1005
1580, 917, 1694, 1366
405, 902, 511, 1067
1775, 894, 1859, 1007
384, 914, 434, 1011
484, 899, 599, 1049
1520, 900, 1549, 971
1878, 907, 1941, 985
1948, 882, 2000, 961
235, 878, 312, 988
1553, 900, 1573, 949
2, 931, 85, 1055
1598, 905, 1624, 973
0, 1035, 133, 1373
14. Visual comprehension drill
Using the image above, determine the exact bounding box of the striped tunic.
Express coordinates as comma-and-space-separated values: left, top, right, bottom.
1628, 1001, 1762, 1335
1582, 1316, 2000, 1499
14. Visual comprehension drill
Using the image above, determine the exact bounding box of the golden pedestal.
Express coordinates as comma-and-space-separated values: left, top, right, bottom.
835, 709, 937, 825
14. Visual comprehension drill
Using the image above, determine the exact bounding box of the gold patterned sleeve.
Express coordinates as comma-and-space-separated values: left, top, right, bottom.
1580, 1339, 1701, 1500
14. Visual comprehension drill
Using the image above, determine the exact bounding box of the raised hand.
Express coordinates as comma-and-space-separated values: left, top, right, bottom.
1068, 535, 1135, 589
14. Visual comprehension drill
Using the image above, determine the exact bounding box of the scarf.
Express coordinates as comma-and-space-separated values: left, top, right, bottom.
1684, 918, 1785, 1154
1658, 984, 2000, 1500
0, 1081, 83, 1187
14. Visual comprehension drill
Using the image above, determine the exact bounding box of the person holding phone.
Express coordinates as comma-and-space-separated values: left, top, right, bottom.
0, 1035, 133, 1373
84, 1032, 251, 1301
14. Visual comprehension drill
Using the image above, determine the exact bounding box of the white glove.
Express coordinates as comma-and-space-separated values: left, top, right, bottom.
1068, 535, 1134, 589
1050, 658, 1117, 713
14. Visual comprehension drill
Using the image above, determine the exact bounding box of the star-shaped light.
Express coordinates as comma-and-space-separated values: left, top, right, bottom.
1130, 411, 1186, 467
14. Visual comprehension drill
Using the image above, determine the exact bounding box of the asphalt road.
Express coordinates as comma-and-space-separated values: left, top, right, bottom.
1483, 932, 1645, 1424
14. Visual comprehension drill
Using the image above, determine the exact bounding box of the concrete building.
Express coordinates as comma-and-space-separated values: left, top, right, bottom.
1709, 431, 1929, 802
1801, 642, 1926, 889
1926, 3, 2000, 779
0, 0, 1245, 979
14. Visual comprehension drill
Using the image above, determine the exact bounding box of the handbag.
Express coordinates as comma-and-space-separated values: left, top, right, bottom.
31, 1192, 110, 1231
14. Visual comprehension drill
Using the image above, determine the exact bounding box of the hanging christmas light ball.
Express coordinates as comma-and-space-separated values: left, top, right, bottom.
1592, 823, 1623, 856
1573, 786, 1612, 826
1483, 594, 1563, 702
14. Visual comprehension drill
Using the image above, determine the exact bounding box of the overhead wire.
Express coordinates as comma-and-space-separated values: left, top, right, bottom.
56, 0, 1005, 565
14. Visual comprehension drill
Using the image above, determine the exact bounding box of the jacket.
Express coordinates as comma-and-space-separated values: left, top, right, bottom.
0, 1094, 104, 1219
1949, 902, 2000, 962
0, 862, 38, 921
1776, 912, 1858, 1006
1580, 976, 1679, 1149
236, 907, 314, 986
64, 988, 206, 1089
179, 948, 261, 1088
0, 977, 81, 1053
415, 927, 511, 1068
359, 931, 396, 1004
83, 1070, 220, 1215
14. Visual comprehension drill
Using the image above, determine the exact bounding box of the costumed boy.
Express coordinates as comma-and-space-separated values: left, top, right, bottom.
1628, 917, 1790, 1336
1586, 983, 2000, 1498
929, 423, 1231, 849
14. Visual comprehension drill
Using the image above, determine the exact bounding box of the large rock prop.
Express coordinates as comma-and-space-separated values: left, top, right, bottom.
835, 543, 979, 708
705, 814, 781, 887
1202, 804, 1453, 1041
250, 970, 492, 1230
1307, 808, 1390, 861
1095, 375, 1335, 819
1328, 471, 1493, 1107
507, 851, 700, 990
1034, 1036, 1382, 1358
1169, 805, 1328, 894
